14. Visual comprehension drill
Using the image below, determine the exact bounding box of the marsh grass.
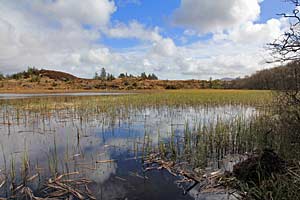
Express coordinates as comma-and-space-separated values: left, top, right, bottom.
0, 90, 278, 199
231, 161, 300, 200
150, 113, 272, 171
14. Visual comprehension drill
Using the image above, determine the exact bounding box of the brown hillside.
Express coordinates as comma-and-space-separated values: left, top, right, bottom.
39, 69, 79, 81
0, 69, 228, 93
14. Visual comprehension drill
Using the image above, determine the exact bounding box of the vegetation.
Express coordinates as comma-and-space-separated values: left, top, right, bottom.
2, 88, 300, 199
93, 68, 158, 82
94, 67, 116, 81
223, 1, 300, 199
0, 73, 4, 80
4, 65, 300, 92
0, 90, 273, 199
118, 71, 158, 80
6, 67, 39, 80
228, 61, 300, 90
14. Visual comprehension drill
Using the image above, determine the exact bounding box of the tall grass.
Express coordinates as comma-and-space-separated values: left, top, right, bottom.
0, 90, 274, 198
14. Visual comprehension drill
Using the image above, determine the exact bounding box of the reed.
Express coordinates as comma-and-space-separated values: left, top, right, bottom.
0, 89, 280, 199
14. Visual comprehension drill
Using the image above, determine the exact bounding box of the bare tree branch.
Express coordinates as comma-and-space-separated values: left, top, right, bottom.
268, 0, 300, 62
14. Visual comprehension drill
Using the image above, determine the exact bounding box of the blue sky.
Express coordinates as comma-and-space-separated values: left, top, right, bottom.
0, 0, 295, 79
105, 0, 292, 48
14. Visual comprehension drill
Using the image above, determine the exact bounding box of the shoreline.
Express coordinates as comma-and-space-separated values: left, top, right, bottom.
0, 88, 270, 94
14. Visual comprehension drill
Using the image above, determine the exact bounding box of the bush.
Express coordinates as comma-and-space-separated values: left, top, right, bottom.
165, 85, 178, 90
234, 162, 300, 200
30, 75, 41, 82
8, 67, 40, 80
0, 73, 4, 80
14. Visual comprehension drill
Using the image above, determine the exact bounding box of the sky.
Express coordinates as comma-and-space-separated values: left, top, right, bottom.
0, 0, 295, 80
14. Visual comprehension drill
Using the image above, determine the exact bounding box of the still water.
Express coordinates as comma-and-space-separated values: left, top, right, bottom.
0, 95, 256, 199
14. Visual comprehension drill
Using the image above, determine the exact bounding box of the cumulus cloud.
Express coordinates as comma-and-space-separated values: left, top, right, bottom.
103, 21, 162, 41
0, 0, 289, 80
213, 18, 285, 45
103, 21, 178, 58
151, 38, 177, 57
28, 0, 116, 27
172, 0, 261, 33
0, 0, 115, 76
0, 0, 179, 78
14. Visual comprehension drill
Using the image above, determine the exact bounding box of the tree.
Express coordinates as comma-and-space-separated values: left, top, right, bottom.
268, 0, 300, 62
208, 77, 213, 89
107, 73, 115, 81
119, 73, 126, 78
268, 0, 300, 145
140, 72, 147, 80
94, 72, 100, 80
148, 73, 158, 80
27, 67, 39, 76
268, 0, 300, 97
100, 68, 106, 80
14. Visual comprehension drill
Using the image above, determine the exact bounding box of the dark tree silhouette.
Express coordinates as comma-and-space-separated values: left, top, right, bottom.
268, 0, 300, 144
100, 68, 107, 80
268, 0, 300, 62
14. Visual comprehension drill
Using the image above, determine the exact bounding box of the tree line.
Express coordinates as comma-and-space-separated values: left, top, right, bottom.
0, 67, 159, 81
93, 68, 158, 81
226, 61, 300, 91
0, 67, 39, 80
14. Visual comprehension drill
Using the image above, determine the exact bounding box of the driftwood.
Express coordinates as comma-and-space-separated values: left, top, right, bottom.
143, 153, 227, 194
95, 159, 115, 164
2, 172, 95, 200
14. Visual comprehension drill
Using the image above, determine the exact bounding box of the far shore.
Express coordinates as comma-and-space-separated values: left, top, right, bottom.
0, 88, 269, 94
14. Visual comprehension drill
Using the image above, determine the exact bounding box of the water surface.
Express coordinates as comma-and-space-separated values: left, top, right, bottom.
0, 92, 131, 99
0, 95, 256, 199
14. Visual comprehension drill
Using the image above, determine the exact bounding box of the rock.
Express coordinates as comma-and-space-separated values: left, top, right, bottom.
233, 149, 286, 183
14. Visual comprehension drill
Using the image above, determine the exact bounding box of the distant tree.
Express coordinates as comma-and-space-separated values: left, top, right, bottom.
0, 73, 4, 80
118, 73, 137, 79
107, 73, 115, 81
94, 72, 100, 80
148, 73, 158, 80
208, 77, 213, 88
100, 68, 107, 80
27, 67, 39, 76
119, 73, 126, 78
6, 66, 40, 80
140, 72, 147, 80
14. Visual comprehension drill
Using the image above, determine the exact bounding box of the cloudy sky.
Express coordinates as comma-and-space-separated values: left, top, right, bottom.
0, 0, 294, 79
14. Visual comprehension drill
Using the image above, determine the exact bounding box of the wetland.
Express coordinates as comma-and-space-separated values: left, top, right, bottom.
0, 90, 275, 199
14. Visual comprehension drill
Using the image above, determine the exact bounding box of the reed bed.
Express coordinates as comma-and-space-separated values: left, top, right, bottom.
0, 90, 274, 199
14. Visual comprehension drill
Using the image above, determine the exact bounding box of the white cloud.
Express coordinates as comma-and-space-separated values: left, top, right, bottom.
0, 0, 113, 76
0, 0, 289, 80
173, 0, 261, 33
151, 38, 177, 57
103, 20, 178, 59
30, 0, 116, 27
103, 21, 163, 42
213, 18, 285, 45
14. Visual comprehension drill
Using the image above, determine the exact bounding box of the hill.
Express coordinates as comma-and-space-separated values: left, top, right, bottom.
39, 69, 79, 81
0, 69, 228, 93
